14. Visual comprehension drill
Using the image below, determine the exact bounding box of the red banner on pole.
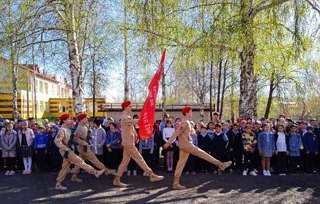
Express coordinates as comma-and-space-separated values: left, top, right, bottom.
138, 49, 166, 140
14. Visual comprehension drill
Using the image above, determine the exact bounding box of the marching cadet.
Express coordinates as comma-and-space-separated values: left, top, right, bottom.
71, 113, 115, 182
54, 114, 105, 190
163, 106, 232, 190
113, 100, 164, 187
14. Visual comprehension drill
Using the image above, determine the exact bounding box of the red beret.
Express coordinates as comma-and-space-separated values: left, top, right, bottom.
182, 106, 192, 114
237, 117, 244, 123
121, 100, 131, 108
60, 114, 70, 121
77, 113, 87, 120
299, 120, 307, 125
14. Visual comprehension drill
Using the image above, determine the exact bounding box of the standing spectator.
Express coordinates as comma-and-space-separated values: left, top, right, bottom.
28, 117, 38, 132
34, 125, 49, 173
288, 124, 303, 173
212, 112, 220, 125
310, 118, 320, 170
18, 120, 35, 174
227, 123, 242, 172
242, 125, 257, 176
197, 125, 210, 174
303, 126, 319, 174
274, 125, 289, 176
258, 124, 275, 176
162, 120, 175, 172
12, 111, 20, 123
185, 127, 198, 175
222, 122, 230, 134
139, 134, 155, 176
153, 120, 162, 168
206, 121, 215, 171
160, 114, 170, 135
42, 119, 51, 134
299, 120, 308, 171
106, 122, 121, 169
54, 118, 60, 126
48, 125, 62, 172
212, 123, 229, 175
91, 118, 106, 163
1, 121, 17, 176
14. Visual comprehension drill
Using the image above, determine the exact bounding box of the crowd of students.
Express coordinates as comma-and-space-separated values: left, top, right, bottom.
0, 111, 319, 177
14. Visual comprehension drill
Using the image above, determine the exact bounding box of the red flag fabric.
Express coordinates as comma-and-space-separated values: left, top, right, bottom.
138, 49, 166, 140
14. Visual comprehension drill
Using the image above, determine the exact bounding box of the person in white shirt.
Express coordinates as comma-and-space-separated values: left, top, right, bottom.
275, 125, 289, 176
162, 120, 175, 172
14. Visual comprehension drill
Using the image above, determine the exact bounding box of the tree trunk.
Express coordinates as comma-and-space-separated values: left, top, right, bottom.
209, 53, 214, 121
216, 59, 222, 113
92, 48, 96, 118
264, 71, 275, 119
11, 48, 17, 112
230, 60, 235, 123
123, 0, 129, 101
8, 1, 17, 112
66, 2, 83, 114
220, 60, 227, 119
239, 2, 257, 119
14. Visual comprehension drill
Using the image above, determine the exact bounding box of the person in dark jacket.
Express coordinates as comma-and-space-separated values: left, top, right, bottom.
48, 125, 62, 172
212, 123, 229, 175
34, 126, 49, 173
197, 125, 210, 174
227, 123, 243, 172
303, 126, 319, 173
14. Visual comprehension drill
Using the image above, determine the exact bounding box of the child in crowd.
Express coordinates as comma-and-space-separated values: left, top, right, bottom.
197, 125, 210, 174
162, 120, 175, 172
227, 123, 243, 172
106, 122, 121, 170
212, 123, 229, 175
303, 126, 319, 174
242, 124, 257, 176
274, 124, 289, 176
1, 121, 17, 176
222, 122, 230, 134
258, 123, 275, 176
48, 125, 61, 172
206, 121, 215, 171
91, 118, 106, 163
288, 124, 302, 173
18, 120, 35, 174
139, 134, 155, 176
34, 125, 49, 173
185, 127, 198, 175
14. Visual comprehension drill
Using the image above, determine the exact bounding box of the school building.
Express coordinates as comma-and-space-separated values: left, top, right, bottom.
0, 57, 107, 119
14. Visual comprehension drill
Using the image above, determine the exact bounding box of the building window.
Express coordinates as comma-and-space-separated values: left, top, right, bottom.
44, 82, 48, 94
52, 85, 55, 95
45, 102, 49, 112
39, 101, 44, 112
39, 81, 43, 93
36, 80, 39, 92
57, 87, 60, 97
58, 103, 69, 112
86, 102, 97, 112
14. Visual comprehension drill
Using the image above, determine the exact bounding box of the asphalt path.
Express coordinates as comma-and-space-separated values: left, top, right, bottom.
1, 170, 320, 204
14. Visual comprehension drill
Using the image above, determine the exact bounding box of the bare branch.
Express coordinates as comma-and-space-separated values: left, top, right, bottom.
22, 38, 67, 48
253, 0, 291, 17
305, 0, 320, 15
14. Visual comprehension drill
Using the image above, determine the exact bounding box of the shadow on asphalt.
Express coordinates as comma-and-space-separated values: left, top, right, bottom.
0, 170, 320, 203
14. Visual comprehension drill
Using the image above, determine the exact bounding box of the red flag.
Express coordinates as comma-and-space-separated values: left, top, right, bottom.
138, 49, 166, 140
